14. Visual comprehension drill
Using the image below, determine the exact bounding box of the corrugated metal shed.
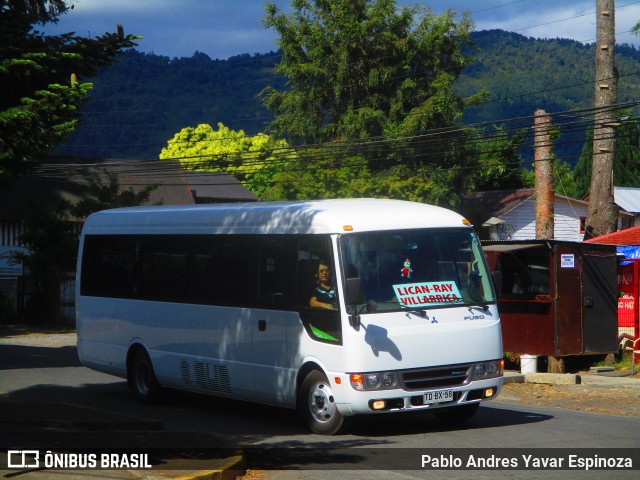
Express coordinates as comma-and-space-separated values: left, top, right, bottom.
584, 225, 640, 245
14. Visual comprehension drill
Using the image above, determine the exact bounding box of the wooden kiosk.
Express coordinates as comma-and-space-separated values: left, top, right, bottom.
483, 240, 619, 372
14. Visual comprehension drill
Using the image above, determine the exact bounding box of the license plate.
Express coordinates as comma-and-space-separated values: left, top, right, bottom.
424, 390, 454, 404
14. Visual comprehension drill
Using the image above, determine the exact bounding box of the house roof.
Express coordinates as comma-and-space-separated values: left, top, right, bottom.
458, 188, 589, 227
0, 157, 257, 221
614, 187, 640, 214
458, 189, 535, 227
584, 226, 640, 245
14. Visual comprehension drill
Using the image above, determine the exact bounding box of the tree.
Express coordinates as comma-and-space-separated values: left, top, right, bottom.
16, 200, 78, 325
574, 122, 640, 199
14, 172, 158, 325
70, 170, 160, 219
159, 123, 295, 199
261, 0, 480, 144
263, 150, 376, 200
260, 0, 497, 206
472, 126, 526, 192
0, 0, 139, 183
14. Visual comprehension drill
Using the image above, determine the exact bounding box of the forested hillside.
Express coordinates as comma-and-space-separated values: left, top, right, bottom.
58, 51, 285, 160
457, 31, 640, 167
57, 30, 640, 165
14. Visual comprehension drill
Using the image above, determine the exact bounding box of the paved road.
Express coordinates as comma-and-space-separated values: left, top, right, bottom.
1, 333, 639, 479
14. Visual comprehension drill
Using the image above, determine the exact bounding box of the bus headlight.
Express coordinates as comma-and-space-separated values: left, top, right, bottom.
471, 359, 504, 380
350, 371, 399, 391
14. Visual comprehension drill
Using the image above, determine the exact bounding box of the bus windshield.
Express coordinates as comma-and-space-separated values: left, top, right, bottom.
339, 228, 495, 312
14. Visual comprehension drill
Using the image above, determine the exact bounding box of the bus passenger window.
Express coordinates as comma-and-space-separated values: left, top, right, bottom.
258, 236, 296, 308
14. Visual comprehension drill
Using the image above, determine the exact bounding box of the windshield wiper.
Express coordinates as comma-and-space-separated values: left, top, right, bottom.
468, 304, 490, 313
367, 300, 428, 317
404, 309, 428, 318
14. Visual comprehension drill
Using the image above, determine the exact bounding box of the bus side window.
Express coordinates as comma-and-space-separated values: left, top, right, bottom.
295, 236, 335, 309
258, 236, 296, 308
81, 235, 137, 298
138, 236, 189, 302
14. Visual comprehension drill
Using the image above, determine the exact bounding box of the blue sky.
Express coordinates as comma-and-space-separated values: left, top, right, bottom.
42, 0, 640, 60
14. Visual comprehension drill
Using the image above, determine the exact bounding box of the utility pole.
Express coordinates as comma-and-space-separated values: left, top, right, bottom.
534, 109, 554, 240
584, 0, 618, 239
534, 110, 562, 371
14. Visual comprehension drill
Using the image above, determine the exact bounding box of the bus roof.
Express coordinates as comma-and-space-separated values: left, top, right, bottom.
82, 198, 470, 235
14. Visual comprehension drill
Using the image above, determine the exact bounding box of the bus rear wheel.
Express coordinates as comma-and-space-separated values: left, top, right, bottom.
299, 370, 349, 435
130, 349, 162, 404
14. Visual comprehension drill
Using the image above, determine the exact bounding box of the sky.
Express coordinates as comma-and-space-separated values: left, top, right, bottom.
41, 0, 640, 60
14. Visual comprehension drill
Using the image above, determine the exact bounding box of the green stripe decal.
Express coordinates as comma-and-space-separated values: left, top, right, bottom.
310, 324, 339, 342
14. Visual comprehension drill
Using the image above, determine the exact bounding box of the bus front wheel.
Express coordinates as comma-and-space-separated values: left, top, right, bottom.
130, 349, 162, 404
298, 370, 350, 435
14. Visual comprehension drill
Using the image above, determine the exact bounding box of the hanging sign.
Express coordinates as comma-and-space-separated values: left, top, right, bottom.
560, 254, 575, 268
393, 281, 462, 307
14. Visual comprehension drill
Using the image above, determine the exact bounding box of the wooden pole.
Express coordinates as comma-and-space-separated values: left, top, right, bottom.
534, 109, 554, 239
585, 0, 619, 239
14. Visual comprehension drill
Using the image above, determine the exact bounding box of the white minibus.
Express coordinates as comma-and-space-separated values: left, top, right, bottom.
76, 198, 503, 434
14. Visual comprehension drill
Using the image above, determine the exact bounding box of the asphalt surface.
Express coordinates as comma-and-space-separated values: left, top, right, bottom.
1, 330, 639, 479
0, 331, 243, 480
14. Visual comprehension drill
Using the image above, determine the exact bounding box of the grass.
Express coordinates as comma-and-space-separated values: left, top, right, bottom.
593, 352, 637, 373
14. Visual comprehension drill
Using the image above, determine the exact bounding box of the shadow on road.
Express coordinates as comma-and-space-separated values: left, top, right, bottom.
1, 341, 554, 464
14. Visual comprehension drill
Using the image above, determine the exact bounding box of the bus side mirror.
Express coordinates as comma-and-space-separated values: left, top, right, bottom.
345, 277, 365, 305
492, 270, 503, 297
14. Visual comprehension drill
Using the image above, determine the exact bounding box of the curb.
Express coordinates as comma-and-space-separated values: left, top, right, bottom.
524, 372, 581, 384
145, 455, 245, 480
504, 371, 581, 385
502, 371, 525, 384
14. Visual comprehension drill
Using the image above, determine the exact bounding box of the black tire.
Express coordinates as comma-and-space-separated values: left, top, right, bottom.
298, 370, 350, 435
434, 403, 479, 425
130, 349, 162, 404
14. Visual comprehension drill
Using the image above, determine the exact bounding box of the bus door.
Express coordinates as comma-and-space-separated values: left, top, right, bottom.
252, 236, 296, 402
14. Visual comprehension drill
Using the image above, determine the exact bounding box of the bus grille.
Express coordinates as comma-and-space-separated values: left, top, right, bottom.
193, 362, 232, 393
400, 364, 471, 390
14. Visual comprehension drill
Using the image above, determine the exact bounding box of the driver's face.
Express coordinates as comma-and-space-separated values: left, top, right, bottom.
318, 264, 331, 282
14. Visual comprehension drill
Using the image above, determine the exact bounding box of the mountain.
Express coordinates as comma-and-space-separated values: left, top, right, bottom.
57, 30, 640, 165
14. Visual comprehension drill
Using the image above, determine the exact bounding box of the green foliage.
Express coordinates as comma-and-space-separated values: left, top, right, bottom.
521, 159, 577, 198
56, 50, 285, 160
14, 171, 158, 324
472, 126, 526, 191
16, 201, 78, 281
261, 0, 477, 144
458, 30, 640, 167
573, 122, 640, 199
160, 123, 294, 199
0, 0, 140, 182
57, 30, 640, 169
70, 170, 160, 219
265, 150, 380, 200
259, 0, 500, 205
